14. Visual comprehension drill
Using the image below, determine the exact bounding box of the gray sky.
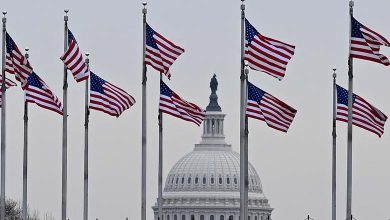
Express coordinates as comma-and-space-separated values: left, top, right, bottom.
2, 0, 390, 219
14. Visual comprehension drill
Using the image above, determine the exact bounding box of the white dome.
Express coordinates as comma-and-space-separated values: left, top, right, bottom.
164, 149, 263, 194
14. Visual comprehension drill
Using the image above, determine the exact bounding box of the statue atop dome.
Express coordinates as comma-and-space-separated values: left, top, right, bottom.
206, 74, 222, 112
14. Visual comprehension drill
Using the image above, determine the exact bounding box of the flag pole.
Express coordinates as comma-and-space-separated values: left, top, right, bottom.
158, 74, 163, 220
346, 1, 354, 219
62, 9, 69, 220
0, 11, 7, 220
141, 3, 148, 220
244, 66, 249, 219
22, 48, 30, 220
84, 53, 90, 220
332, 68, 337, 220
240, 0, 248, 219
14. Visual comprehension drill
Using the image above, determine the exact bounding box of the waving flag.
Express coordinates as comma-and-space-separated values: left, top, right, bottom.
60, 30, 89, 82
25, 72, 63, 115
89, 72, 135, 117
350, 16, 390, 66
159, 81, 205, 126
336, 85, 387, 137
5, 33, 33, 86
0, 76, 17, 107
145, 23, 185, 79
245, 19, 295, 80
246, 82, 297, 132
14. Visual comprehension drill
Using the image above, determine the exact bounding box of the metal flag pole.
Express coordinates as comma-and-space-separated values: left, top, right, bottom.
158, 74, 163, 220
62, 9, 69, 220
346, 1, 354, 219
244, 66, 249, 220
0, 11, 7, 220
332, 69, 337, 220
84, 53, 90, 220
22, 48, 30, 220
240, 0, 248, 219
141, 3, 147, 220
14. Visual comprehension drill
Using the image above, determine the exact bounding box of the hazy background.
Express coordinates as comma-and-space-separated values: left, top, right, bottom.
2, 0, 390, 219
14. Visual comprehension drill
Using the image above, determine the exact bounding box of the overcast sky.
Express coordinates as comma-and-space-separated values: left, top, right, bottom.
2, 0, 390, 220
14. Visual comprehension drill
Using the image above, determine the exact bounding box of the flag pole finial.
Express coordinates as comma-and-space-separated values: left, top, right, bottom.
64, 9, 69, 22
142, 2, 147, 11
333, 68, 337, 78
2, 11, 6, 24
85, 53, 89, 64
25, 48, 29, 59
349, 0, 354, 8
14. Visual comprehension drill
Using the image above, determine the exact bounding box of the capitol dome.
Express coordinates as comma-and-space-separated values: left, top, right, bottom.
153, 75, 272, 220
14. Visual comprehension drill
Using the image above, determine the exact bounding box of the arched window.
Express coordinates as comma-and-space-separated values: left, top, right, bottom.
171, 176, 175, 184
203, 176, 207, 184
220, 215, 225, 220
176, 177, 179, 184
226, 176, 230, 185
219, 176, 223, 185
234, 177, 238, 185
181, 177, 185, 184
210, 215, 215, 220
188, 177, 191, 184
229, 216, 234, 220
167, 215, 170, 220
248, 216, 251, 220
174, 215, 178, 220
195, 177, 199, 184
182, 215, 186, 220
200, 215, 205, 220
211, 176, 215, 184
255, 216, 258, 220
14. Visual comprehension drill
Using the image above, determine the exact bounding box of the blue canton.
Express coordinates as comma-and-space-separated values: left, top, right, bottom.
247, 82, 265, 103
336, 85, 356, 105
5, 33, 17, 54
351, 16, 364, 38
68, 30, 77, 44
160, 81, 173, 97
146, 23, 158, 49
245, 19, 259, 44
27, 72, 44, 88
90, 72, 105, 94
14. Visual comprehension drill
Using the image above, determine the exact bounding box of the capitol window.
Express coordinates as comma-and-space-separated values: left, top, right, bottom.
191, 215, 195, 220
182, 215, 186, 220
176, 177, 179, 185
220, 215, 224, 220
210, 215, 215, 220
229, 216, 233, 220
195, 177, 199, 184
226, 176, 230, 185
188, 177, 191, 184
174, 215, 177, 220
234, 177, 238, 185
211, 176, 215, 184
200, 215, 205, 220
219, 176, 223, 185
182, 177, 185, 185
203, 176, 207, 184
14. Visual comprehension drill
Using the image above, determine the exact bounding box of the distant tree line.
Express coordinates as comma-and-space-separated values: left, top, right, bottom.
1, 198, 55, 220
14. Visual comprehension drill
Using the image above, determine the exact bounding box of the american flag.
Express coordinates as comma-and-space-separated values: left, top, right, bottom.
25, 72, 63, 115
60, 30, 90, 82
159, 81, 205, 126
350, 16, 390, 66
245, 19, 295, 80
89, 72, 135, 117
336, 85, 387, 137
5, 33, 33, 86
145, 23, 185, 79
246, 82, 297, 132
0, 76, 17, 108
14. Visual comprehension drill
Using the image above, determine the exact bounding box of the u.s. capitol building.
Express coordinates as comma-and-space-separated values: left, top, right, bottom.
153, 75, 273, 220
